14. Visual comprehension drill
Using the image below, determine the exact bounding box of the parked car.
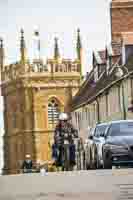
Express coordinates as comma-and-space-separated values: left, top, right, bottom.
90, 122, 109, 169
102, 120, 133, 169
84, 123, 108, 169
84, 127, 95, 169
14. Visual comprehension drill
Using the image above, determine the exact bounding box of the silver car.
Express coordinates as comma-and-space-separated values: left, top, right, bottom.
84, 127, 95, 169
90, 123, 109, 169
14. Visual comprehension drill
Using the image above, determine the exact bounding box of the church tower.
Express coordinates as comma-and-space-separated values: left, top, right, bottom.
1, 29, 82, 174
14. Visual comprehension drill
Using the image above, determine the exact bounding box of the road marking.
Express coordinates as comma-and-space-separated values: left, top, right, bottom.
116, 184, 133, 200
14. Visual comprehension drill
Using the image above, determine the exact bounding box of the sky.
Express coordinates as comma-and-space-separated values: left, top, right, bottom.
0, 0, 111, 173
2, 0, 111, 70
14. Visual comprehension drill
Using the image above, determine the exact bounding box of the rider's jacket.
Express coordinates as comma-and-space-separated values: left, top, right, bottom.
54, 122, 78, 146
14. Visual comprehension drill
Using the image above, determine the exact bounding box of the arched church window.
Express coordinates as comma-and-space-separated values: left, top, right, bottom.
48, 98, 60, 127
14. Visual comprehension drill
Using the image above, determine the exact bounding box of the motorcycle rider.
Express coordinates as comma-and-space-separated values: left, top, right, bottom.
53, 112, 78, 170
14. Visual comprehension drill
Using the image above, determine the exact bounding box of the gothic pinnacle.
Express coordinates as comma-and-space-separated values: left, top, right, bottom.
54, 37, 60, 60
76, 28, 82, 60
20, 28, 26, 64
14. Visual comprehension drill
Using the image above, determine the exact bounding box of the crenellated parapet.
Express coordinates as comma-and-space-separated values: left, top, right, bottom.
47, 58, 80, 73
1, 59, 80, 84
0, 28, 82, 85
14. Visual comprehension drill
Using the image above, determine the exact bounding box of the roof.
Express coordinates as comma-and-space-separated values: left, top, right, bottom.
71, 54, 133, 111
93, 42, 121, 65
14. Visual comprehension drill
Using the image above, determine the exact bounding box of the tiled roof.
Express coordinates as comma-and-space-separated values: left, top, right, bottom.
93, 42, 121, 66
71, 64, 133, 111
71, 50, 133, 111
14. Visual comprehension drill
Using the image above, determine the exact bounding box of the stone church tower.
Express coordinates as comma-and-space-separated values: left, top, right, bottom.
0, 29, 82, 174
111, 0, 133, 42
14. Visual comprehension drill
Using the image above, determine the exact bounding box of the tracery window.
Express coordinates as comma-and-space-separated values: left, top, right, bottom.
48, 98, 60, 128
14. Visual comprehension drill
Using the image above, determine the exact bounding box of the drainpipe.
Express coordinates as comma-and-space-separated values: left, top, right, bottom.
121, 81, 127, 120
96, 99, 100, 123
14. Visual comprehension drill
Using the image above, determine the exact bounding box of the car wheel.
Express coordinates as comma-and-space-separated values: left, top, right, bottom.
90, 150, 95, 169
93, 147, 97, 169
86, 163, 90, 170
103, 160, 112, 169
84, 150, 91, 170
96, 154, 100, 169
96, 155, 103, 169
103, 154, 112, 169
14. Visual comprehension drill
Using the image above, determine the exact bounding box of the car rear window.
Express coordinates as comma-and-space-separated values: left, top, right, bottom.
109, 122, 133, 136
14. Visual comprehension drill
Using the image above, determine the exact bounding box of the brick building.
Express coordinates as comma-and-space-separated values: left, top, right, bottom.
111, 0, 133, 42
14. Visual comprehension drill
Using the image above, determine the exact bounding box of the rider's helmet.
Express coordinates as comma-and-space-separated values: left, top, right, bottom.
58, 112, 68, 121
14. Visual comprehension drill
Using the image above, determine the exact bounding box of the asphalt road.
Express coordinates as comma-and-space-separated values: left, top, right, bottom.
0, 169, 133, 200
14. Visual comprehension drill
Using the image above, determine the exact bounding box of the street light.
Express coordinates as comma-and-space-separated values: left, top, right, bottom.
114, 65, 129, 120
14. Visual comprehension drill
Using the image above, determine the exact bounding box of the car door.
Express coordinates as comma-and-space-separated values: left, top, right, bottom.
92, 126, 100, 160
85, 128, 95, 169
92, 124, 107, 167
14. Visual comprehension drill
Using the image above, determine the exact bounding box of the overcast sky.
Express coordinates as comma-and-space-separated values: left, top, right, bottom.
0, 0, 111, 172
2, 0, 111, 71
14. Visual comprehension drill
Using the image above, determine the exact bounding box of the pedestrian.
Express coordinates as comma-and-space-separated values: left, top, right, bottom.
21, 154, 33, 173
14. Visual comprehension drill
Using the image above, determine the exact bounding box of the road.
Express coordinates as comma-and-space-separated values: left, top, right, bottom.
0, 169, 133, 199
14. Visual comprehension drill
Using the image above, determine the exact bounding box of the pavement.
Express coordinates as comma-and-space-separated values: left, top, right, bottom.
0, 169, 133, 200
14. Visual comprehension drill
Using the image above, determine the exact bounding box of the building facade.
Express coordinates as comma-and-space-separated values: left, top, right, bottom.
71, 0, 133, 140
71, 46, 133, 140
0, 29, 82, 174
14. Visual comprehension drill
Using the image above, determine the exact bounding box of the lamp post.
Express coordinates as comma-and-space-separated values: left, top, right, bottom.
96, 99, 100, 123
